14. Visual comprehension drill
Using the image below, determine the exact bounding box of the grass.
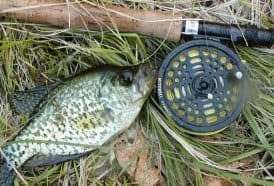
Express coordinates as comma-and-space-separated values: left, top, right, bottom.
0, 0, 273, 185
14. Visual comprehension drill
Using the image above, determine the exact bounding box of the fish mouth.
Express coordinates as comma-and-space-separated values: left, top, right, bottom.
137, 65, 157, 96
133, 96, 147, 106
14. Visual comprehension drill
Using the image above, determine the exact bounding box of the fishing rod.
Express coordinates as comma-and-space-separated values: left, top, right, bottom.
1, 1, 273, 45
1, 0, 273, 135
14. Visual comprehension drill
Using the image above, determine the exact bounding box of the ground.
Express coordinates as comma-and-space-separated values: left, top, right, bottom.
0, 0, 273, 185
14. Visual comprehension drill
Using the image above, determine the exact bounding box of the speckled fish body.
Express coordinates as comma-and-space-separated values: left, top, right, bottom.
0, 63, 156, 186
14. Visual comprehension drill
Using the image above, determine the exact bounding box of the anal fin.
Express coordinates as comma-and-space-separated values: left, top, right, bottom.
23, 152, 89, 167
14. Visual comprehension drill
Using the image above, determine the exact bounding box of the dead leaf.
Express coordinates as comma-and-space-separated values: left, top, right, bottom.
198, 133, 223, 142
204, 176, 233, 186
222, 156, 259, 186
224, 155, 258, 170
115, 126, 162, 186
202, 155, 259, 186
268, 16, 274, 24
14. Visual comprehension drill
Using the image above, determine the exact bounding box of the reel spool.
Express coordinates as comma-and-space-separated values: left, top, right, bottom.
157, 39, 247, 135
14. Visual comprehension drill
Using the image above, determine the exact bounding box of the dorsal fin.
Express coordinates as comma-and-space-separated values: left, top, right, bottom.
9, 82, 60, 117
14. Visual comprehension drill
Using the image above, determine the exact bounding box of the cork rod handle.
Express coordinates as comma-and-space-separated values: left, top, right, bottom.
0, 0, 183, 42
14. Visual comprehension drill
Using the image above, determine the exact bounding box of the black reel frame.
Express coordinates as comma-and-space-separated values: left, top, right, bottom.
157, 39, 248, 134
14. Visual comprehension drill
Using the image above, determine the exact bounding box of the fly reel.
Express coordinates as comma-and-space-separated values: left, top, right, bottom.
157, 39, 247, 135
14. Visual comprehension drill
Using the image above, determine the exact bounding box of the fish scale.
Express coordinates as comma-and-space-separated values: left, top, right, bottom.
1, 64, 155, 186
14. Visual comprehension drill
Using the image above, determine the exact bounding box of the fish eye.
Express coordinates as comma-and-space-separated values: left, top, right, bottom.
119, 70, 133, 86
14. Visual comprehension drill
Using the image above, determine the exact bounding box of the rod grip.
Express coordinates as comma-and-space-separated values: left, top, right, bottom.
182, 20, 274, 47
0, 0, 183, 42
244, 25, 274, 47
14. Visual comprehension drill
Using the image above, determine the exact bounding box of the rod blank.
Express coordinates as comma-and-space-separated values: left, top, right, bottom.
0, 0, 183, 42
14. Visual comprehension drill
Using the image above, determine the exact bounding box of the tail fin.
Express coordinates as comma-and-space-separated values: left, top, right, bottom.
0, 159, 15, 186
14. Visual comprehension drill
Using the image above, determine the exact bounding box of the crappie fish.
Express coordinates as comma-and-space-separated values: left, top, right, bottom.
0, 63, 156, 186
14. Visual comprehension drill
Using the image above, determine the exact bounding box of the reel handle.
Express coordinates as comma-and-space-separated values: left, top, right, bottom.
0, 0, 182, 42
